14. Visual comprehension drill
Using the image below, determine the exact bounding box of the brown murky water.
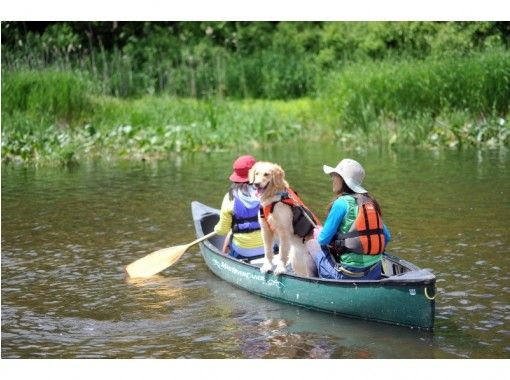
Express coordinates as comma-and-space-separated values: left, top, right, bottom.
2, 143, 509, 358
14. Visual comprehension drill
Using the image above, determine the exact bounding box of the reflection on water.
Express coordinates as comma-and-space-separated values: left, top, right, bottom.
2, 143, 510, 358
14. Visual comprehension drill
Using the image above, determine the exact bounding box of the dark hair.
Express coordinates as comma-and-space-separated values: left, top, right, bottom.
325, 179, 382, 218
228, 182, 251, 200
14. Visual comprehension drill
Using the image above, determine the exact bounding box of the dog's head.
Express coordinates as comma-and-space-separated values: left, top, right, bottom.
249, 161, 289, 199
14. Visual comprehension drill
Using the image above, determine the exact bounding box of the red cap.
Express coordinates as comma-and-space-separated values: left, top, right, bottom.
229, 155, 256, 183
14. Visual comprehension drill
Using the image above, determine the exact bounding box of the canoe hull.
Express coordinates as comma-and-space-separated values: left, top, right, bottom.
192, 201, 435, 329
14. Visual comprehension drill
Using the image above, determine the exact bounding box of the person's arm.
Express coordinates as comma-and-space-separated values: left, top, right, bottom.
213, 193, 233, 236
383, 223, 391, 247
317, 197, 348, 246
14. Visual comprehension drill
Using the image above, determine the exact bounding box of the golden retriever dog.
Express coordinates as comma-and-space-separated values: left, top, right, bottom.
249, 161, 316, 277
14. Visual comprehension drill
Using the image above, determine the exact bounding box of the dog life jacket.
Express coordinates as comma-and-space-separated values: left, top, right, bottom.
332, 194, 385, 255
259, 188, 321, 238
231, 193, 261, 233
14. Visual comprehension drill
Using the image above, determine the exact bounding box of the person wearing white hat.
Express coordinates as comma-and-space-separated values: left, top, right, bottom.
305, 158, 391, 280
322, 158, 369, 194
214, 155, 265, 260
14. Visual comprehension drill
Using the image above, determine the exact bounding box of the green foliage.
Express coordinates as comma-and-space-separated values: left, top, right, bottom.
1, 96, 317, 162
319, 49, 510, 132
317, 22, 506, 62
2, 69, 93, 124
428, 113, 510, 148
2, 21, 508, 99
3, 92, 508, 164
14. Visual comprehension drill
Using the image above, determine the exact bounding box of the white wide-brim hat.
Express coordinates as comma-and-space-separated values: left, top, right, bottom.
323, 158, 368, 193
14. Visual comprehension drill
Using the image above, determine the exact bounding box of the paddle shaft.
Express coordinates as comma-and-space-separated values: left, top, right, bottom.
186, 231, 216, 249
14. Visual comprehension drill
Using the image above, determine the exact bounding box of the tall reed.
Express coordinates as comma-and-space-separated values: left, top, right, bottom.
319, 49, 510, 131
2, 68, 93, 127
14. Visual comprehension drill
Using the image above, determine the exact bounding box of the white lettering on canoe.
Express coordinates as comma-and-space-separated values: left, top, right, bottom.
211, 258, 284, 289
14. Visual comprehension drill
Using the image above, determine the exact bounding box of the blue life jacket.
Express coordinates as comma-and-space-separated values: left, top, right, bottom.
231, 193, 261, 233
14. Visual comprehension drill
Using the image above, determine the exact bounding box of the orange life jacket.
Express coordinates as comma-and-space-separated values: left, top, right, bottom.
259, 188, 322, 238
335, 194, 385, 255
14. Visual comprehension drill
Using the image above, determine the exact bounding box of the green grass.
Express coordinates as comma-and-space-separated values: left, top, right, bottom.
318, 49, 510, 145
1, 95, 319, 163
2, 69, 94, 127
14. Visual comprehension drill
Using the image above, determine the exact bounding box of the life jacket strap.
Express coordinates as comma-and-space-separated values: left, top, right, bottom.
338, 228, 384, 239
232, 226, 261, 234
232, 215, 259, 224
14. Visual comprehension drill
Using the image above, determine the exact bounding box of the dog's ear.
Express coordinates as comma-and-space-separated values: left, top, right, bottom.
271, 164, 287, 190
248, 163, 257, 184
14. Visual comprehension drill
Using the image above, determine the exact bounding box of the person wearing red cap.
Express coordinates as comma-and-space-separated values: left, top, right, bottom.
213, 155, 264, 260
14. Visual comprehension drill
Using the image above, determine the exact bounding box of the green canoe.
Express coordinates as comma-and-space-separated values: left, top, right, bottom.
191, 201, 436, 330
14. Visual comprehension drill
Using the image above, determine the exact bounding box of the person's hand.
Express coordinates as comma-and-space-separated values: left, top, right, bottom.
313, 226, 322, 240
221, 230, 232, 254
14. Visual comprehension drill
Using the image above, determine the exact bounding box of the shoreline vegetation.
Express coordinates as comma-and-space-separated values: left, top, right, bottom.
2, 22, 509, 165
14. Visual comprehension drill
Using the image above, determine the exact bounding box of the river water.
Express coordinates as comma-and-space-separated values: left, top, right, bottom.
2, 142, 509, 359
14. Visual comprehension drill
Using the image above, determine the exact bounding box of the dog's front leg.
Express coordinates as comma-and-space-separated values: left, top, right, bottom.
274, 231, 290, 275
260, 220, 275, 274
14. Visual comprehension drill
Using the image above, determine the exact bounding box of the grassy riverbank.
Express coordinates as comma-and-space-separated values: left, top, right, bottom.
2, 49, 509, 164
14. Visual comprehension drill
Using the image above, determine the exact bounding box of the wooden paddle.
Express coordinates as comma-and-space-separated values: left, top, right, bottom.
125, 231, 216, 278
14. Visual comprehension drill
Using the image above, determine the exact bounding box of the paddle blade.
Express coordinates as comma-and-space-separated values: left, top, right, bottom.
125, 244, 189, 278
